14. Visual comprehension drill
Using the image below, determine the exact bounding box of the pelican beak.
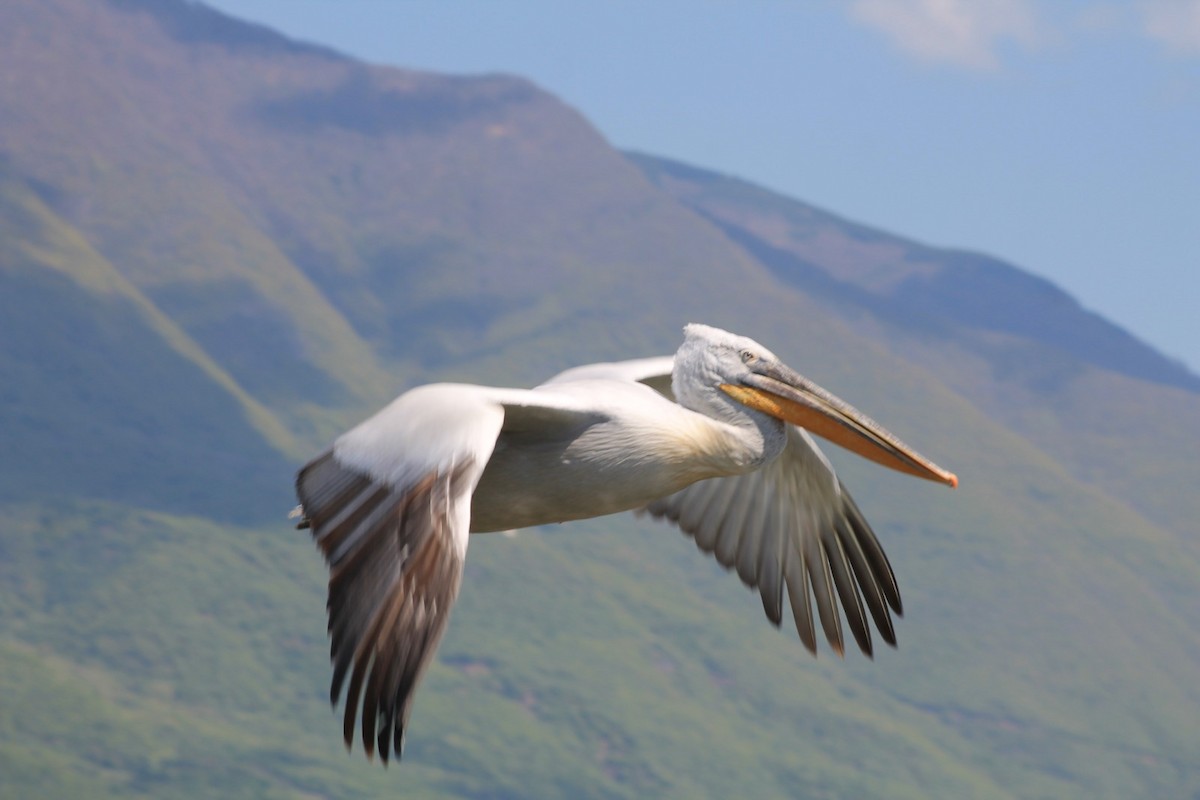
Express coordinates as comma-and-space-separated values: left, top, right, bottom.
721, 362, 958, 488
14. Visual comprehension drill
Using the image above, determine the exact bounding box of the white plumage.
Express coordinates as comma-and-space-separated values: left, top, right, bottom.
294, 323, 957, 762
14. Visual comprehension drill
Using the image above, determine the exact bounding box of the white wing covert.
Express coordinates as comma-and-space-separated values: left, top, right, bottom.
541, 355, 675, 395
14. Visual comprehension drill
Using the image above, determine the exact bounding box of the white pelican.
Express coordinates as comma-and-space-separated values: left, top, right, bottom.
294, 323, 957, 762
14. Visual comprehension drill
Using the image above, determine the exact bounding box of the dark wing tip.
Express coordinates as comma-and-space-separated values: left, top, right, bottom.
297, 446, 474, 763
760, 591, 783, 628
320, 460, 472, 763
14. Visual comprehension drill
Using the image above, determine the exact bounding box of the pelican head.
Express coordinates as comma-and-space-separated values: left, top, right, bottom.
674, 324, 957, 487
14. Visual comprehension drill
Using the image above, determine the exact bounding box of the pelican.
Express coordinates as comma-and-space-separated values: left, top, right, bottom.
294, 323, 957, 762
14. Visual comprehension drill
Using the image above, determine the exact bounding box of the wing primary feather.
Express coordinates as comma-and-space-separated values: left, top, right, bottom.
734, 477, 771, 587
327, 518, 406, 705
705, 491, 744, 566
343, 642, 374, 753
702, 477, 748, 542
706, 478, 754, 558
689, 477, 742, 553
324, 484, 420, 705
379, 524, 461, 760
345, 554, 415, 758
735, 475, 775, 616
783, 541, 817, 654
821, 524, 873, 657
713, 478, 755, 567
842, 489, 902, 615
756, 488, 786, 627
297, 444, 474, 762
748, 482, 787, 623
803, 521, 844, 656
834, 517, 896, 647
360, 560, 414, 761
327, 555, 384, 682
677, 480, 721, 534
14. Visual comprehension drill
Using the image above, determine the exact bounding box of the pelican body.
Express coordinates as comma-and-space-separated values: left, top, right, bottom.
294, 324, 957, 763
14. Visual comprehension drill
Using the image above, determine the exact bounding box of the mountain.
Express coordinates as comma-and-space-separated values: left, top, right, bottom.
2, 1, 1198, 798
629, 153, 1200, 394
629, 153, 1200, 543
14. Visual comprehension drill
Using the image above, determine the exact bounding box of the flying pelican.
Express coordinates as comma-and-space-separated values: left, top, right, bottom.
294, 323, 957, 762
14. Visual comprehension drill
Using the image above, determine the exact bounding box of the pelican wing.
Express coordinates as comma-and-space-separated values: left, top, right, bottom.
294, 384, 519, 762
296, 451, 474, 762
644, 424, 902, 658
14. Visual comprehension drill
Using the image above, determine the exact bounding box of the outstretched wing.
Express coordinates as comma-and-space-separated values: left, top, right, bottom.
644, 425, 901, 657
587, 360, 905, 657
294, 384, 507, 763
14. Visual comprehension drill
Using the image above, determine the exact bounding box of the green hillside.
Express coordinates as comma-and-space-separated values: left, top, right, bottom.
0, 175, 295, 519
1, 0, 1198, 798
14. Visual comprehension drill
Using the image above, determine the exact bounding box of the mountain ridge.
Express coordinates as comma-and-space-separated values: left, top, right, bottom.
629, 151, 1200, 394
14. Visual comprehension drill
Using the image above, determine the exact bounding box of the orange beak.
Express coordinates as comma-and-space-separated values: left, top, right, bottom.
721, 364, 957, 488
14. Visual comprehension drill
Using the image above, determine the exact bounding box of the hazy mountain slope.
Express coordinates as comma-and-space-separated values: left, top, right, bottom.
2, 1, 1198, 798
630, 152, 1200, 539
629, 152, 1200, 394
1, 0, 791, 421
0, 175, 295, 519
896, 333, 1200, 541
2, 0, 396, 434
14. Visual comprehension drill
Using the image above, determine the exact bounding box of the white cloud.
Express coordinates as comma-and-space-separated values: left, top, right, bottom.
1141, 0, 1200, 53
850, 0, 1040, 69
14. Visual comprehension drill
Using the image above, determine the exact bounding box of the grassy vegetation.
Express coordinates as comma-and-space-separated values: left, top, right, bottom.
0, 498, 1015, 799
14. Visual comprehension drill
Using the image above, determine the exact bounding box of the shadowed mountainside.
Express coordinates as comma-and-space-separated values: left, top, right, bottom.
2, 1, 1198, 797
629, 153, 1200, 395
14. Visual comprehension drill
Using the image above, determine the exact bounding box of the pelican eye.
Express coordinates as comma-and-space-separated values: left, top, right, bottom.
739, 349, 758, 364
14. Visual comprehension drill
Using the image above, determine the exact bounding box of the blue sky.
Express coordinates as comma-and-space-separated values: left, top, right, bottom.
204, 0, 1200, 373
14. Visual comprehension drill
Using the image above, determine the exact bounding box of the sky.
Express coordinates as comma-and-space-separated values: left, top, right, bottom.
203, 0, 1200, 373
